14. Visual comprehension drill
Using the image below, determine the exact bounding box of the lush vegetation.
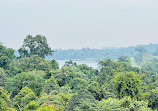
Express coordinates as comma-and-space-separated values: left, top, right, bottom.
51, 43, 158, 61
0, 36, 158, 111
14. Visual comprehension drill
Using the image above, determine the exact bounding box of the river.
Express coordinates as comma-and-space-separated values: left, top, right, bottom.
56, 60, 99, 69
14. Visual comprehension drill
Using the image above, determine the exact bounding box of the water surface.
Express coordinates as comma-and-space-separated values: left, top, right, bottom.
56, 60, 98, 69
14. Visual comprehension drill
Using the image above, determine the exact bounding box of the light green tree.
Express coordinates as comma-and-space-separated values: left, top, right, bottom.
13, 87, 36, 110
0, 87, 16, 111
23, 101, 39, 111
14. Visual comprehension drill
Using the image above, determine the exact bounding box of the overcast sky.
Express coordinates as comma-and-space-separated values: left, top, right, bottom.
0, 0, 158, 49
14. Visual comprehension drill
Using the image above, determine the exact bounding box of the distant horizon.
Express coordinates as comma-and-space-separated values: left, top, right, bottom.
54, 43, 158, 50
0, 41, 158, 51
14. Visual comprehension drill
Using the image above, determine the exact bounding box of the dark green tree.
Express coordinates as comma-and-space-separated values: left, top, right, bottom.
77, 64, 98, 79
117, 56, 130, 62
0, 56, 11, 69
148, 88, 158, 109
63, 60, 77, 67
0, 43, 15, 60
43, 76, 58, 94
114, 72, 141, 99
18, 35, 53, 58
0, 44, 15, 70
0, 68, 6, 87
37, 61, 52, 71
69, 77, 88, 92
43, 76, 58, 105
88, 81, 103, 101
65, 90, 98, 111
51, 59, 59, 70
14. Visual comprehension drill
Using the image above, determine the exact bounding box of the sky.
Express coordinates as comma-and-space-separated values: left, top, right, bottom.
0, 0, 158, 50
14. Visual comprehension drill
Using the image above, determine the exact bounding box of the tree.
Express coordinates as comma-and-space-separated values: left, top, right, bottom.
88, 81, 104, 101
55, 73, 67, 87
0, 56, 11, 69
134, 47, 150, 65
119, 96, 151, 111
0, 44, 15, 60
98, 97, 151, 111
141, 57, 158, 76
18, 35, 53, 58
98, 98, 121, 110
43, 76, 58, 95
42, 76, 58, 105
61, 67, 81, 84
134, 53, 144, 65
63, 60, 77, 67
55, 93, 72, 107
3, 48, 15, 60
43, 92, 73, 110
23, 101, 39, 111
69, 77, 88, 92
0, 87, 11, 106
5, 71, 45, 97
114, 72, 141, 99
153, 48, 158, 56
65, 90, 98, 111
51, 59, 59, 70
0, 87, 16, 111
37, 61, 52, 71
76, 64, 98, 79
135, 47, 147, 53
16, 55, 45, 71
13, 87, 36, 110
0, 44, 15, 69
36, 104, 60, 111
0, 99, 8, 111
148, 88, 158, 109
117, 56, 130, 62
0, 68, 6, 87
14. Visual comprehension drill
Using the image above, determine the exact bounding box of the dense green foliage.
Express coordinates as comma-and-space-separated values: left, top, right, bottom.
0, 39, 158, 110
18, 35, 53, 58
114, 72, 140, 99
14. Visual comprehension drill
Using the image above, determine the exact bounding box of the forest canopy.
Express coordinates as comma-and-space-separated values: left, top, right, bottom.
0, 36, 158, 111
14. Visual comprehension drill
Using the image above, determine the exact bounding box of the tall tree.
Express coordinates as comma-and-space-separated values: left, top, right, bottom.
18, 35, 53, 58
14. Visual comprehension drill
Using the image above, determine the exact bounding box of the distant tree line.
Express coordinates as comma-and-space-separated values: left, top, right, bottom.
51, 43, 158, 61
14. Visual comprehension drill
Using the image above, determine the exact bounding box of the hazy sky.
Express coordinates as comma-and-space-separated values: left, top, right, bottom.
0, 0, 158, 49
